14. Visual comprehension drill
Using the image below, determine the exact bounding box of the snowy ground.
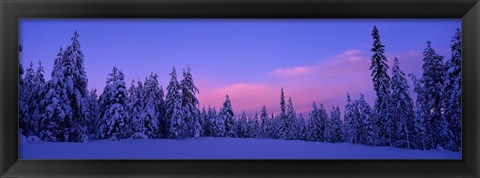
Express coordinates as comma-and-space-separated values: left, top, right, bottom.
19, 137, 461, 160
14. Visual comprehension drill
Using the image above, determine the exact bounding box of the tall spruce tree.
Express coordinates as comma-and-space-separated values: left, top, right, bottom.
248, 112, 261, 138
329, 106, 343, 143
63, 31, 90, 142
286, 97, 297, 140
180, 65, 200, 137
103, 66, 128, 140
40, 48, 72, 141
409, 73, 428, 150
443, 28, 462, 151
390, 57, 415, 149
165, 67, 181, 138
344, 93, 355, 143
421, 41, 449, 150
170, 94, 186, 139
221, 95, 235, 137
369, 26, 391, 146
278, 88, 287, 139
237, 111, 249, 138
260, 105, 269, 139
358, 94, 375, 145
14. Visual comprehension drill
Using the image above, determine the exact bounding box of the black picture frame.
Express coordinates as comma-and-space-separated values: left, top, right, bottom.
1, 0, 479, 177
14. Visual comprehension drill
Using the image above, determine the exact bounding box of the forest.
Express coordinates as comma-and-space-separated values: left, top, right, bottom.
19, 26, 462, 152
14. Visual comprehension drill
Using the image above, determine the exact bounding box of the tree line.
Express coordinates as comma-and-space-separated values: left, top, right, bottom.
19, 27, 461, 152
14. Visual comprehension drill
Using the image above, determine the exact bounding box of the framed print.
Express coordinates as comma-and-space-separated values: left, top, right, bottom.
1, 0, 479, 177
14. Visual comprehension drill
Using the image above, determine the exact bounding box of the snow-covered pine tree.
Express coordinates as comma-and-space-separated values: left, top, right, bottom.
343, 93, 355, 143
180, 65, 200, 137
19, 59, 26, 136
211, 106, 224, 137
40, 48, 73, 141
350, 99, 362, 144
296, 113, 307, 141
309, 102, 323, 142
278, 88, 287, 139
142, 73, 163, 138
130, 79, 148, 139
86, 88, 99, 138
443, 28, 462, 151
201, 106, 209, 136
357, 94, 375, 146
20, 62, 36, 136
329, 106, 343, 143
260, 105, 269, 139
221, 95, 235, 137
237, 111, 249, 138
318, 104, 329, 142
33, 61, 46, 137
286, 97, 297, 140
390, 57, 415, 149
127, 79, 140, 138
158, 86, 166, 137
421, 41, 450, 150
62, 31, 90, 142
103, 66, 128, 141
409, 73, 428, 150
165, 67, 181, 138
369, 26, 391, 146
170, 94, 187, 139
194, 112, 202, 139
248, 112, 260, 138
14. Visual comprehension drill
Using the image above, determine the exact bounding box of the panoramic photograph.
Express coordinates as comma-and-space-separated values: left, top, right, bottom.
18, 19, 461, 159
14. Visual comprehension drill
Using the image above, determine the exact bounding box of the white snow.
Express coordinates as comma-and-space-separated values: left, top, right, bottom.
19, 137, 460, 160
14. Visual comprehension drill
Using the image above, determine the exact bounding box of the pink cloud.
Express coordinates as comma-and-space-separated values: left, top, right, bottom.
270, 66, 313, 76
197, 49, 421, 117
280, 49, 373, 114
197, 83, 279, 115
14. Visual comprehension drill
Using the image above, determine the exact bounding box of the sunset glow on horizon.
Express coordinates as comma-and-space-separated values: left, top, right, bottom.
20, 19, 460, 116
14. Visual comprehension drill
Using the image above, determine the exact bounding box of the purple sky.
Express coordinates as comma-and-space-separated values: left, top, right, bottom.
19, 19, 460, 116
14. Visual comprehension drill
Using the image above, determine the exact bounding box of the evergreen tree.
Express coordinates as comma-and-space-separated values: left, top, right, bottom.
170, 94, 186, 139
286, 97, 297, 140
309, 102, 325, 142
278, 88, 287, 139
390, 57, 415, 149
248, 112, 261, 138
33, 61, 46, 137
103, 66, 128, 140
194, 113, 202, 139
237, 111, 249, 138
329, 106, 343, 143
369, 26, 391, 146
63, 31, 90, 142
221, 95, 235, 137
180, 65, 200, 137
165, 67, 181, 138
357, 94, 375, 145
201, 106, 209, 136
260, 105, 269, 139
409, 73, 428, 150
86, 88, 99, 138
296, 113, 307, 140
443, 28, 462, 151
20, 62, 36, 136
211, 106, 224, 137
40, 48, 73, 141
142, 73, 163, 138
343, 93, 355, 143
421, 41, 449, 150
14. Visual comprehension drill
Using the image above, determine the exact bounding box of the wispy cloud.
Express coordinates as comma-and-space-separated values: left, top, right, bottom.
198, 49, 421, 116
270, 66, 313, 76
